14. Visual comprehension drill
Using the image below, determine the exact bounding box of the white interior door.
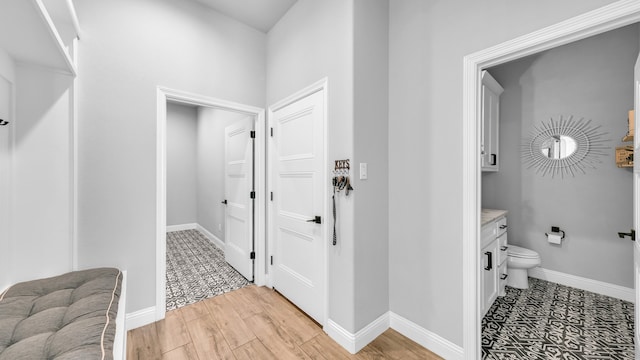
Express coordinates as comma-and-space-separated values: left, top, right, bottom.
633, 51, 640, 354
271, 89, 325, 323
224, 116, 254, 281
0, 77, 10, 290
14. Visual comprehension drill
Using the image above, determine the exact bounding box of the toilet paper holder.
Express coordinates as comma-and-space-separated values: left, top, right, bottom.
545, 226, 565, 239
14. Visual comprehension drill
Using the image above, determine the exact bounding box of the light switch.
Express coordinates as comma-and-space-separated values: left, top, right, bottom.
359, 163, 368, 180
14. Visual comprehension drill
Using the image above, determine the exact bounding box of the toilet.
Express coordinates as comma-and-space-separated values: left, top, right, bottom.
506, 245, 541, 289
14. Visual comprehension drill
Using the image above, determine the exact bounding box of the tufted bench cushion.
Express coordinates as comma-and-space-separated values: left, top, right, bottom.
0, 268, 122, 360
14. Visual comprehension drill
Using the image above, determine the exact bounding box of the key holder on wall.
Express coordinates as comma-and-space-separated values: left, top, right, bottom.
332, 159, 354, 195
332, 159, 354, 246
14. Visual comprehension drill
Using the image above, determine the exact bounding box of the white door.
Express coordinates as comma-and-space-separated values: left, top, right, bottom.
271, 89, 325, 323
0, 77, 10, 290
633, 51, 640, 355
224, 116, 254, 281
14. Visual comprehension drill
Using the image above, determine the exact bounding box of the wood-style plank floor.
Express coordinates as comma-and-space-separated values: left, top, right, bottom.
127, 285, 443, 360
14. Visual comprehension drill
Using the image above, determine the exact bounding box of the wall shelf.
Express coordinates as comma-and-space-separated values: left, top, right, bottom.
0, 0, 78, 76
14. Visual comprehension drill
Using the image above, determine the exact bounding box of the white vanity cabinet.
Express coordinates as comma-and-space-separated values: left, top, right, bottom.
481, 71, 504, 172
481, 210, 508, 317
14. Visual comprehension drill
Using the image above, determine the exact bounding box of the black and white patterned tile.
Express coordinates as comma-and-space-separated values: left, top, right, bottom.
482, 278, 634, 359
166, 229, 250, 310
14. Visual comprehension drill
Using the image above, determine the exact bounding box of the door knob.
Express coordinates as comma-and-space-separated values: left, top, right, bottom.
221, 199, 227, 205
618, 229, 635, 241
306, 216, 322, 224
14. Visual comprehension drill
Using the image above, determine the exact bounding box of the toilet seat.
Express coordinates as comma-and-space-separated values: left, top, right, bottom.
508, 245, 539, 259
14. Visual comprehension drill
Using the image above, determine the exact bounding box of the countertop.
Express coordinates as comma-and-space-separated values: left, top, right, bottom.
482, 209, 507, 226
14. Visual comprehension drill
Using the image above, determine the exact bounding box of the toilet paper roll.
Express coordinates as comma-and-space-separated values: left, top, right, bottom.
547, 231, 562, 245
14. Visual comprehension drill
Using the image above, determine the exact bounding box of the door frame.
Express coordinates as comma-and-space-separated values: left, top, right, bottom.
462, 1, 640, 359
156, 87, 266, 320
267, 78, 328, 326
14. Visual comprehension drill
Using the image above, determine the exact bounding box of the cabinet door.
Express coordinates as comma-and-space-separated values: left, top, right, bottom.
481, 240, 498, 316
481, 71, 503, 172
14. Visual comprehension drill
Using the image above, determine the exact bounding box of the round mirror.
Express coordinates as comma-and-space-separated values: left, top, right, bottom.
540, 135, 577, 159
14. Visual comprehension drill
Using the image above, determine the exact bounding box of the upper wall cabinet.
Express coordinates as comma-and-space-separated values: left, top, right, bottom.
481, 71, 504, 172
0, 0, 80, 76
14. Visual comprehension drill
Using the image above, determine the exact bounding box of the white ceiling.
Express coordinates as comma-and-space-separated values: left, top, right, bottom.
193, 0, 297, 33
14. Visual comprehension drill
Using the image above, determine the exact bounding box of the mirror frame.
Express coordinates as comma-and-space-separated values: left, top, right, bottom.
522, 115, 610, 178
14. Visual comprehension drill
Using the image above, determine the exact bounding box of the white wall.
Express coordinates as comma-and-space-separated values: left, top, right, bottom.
196, 107, 246, 241
0, 48, 14, 292
75, 0, 266, 313
483, 24, 638, 288
267, 0, 356, 333
166, 102, 198, 226
353, 0, 390, 331
388, 0, 619, 347
12, 63, 74, 283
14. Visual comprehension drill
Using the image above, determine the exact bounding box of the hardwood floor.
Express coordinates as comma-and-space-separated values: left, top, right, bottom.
127, 286, 443, 360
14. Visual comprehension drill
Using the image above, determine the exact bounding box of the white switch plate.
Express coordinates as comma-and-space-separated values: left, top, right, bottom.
359, 163, 368, 180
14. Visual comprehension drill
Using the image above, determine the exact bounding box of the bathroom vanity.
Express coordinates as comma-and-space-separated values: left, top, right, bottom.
481, 209, 508, 316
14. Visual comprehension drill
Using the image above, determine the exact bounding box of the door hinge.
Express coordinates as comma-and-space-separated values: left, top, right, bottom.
270, 192, 273, 201
250, 130, 256, 139
250, 251, 256, 260
270, 127, 274, 137
250, 191, 256, 199
270, 255, 273, 265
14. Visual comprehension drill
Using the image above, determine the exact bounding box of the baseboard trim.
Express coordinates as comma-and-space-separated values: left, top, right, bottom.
196, 224, 225, 251
325, 313, 389, 354
389, 312, 463, 360
166, 223, 197, 232
126, 306, 156, 331
529, 267, 634, 303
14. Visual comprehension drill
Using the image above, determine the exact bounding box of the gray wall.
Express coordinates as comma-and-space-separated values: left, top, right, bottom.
483, 24, 638, 288
13, 64, 73, 283
267, 0, 392, 334
76, 0, 265, 313
0, 49, 13, 292
167, 103, 245, 241
353, 0, 390, 331
197, 107, 246, 241
388, 0, 618, 347
267, 0, 357, 333
166, 103, 198, 226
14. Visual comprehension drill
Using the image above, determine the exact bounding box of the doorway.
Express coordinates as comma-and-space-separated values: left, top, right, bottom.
165, 102, 255, 310
156, 87, 266, 319
462, 3, 640, 359
480, 24, 637, 359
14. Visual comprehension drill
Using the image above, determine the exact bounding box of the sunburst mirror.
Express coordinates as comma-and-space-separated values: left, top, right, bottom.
521, 115, 610, 178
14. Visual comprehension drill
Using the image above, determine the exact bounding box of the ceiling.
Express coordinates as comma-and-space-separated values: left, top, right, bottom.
193, 0, 297, 33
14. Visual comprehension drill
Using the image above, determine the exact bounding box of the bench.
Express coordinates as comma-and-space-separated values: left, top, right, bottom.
0, 268, 125, 360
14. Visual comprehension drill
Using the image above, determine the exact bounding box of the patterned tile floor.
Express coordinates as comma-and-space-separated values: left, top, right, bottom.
166, 229, 250, 310
482, 278, 634, 359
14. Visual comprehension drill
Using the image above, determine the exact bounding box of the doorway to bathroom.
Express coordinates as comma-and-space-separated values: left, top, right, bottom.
462, 3, 640, 360
480, 24, 637, 359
